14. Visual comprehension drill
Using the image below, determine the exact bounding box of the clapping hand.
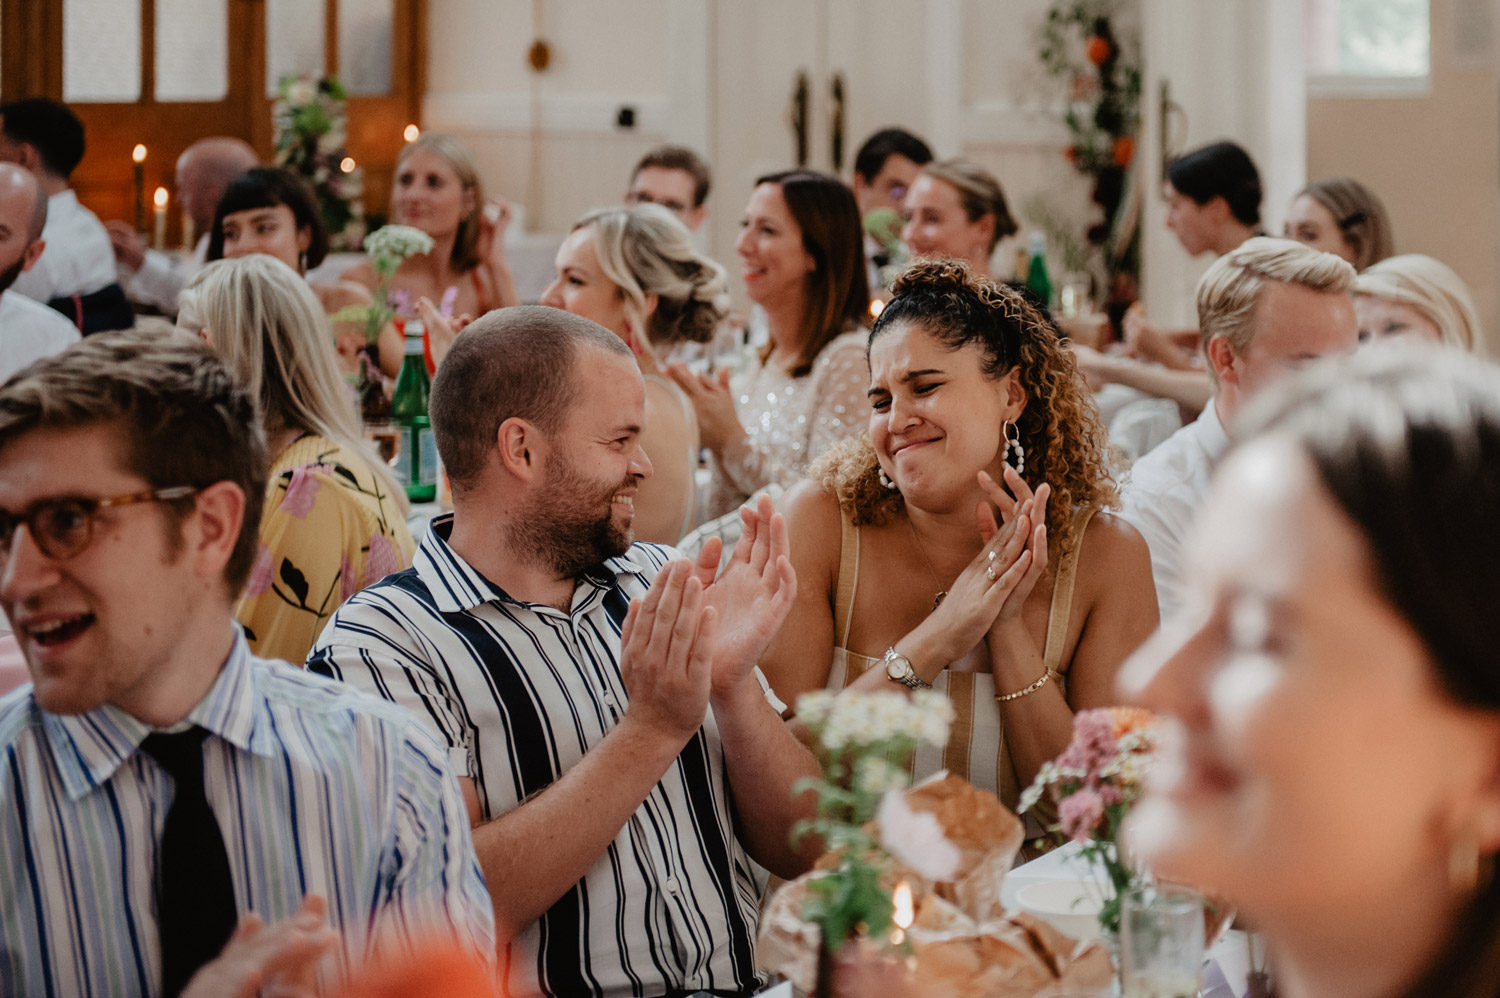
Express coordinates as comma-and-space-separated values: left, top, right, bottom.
691, 492, 798, 699
620, 560, 718, 743
666, 364, 744, 453
977, 466, 1050, 628
181, 895, 337, 998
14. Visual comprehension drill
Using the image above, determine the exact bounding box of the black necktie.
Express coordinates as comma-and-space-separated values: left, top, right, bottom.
141, 727, 238, 997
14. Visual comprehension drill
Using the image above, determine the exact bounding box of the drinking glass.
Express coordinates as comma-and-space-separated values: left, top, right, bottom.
1119, 884, 1205, 998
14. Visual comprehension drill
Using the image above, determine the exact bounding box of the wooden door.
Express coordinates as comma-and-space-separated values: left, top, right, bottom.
0, 0, 423, 245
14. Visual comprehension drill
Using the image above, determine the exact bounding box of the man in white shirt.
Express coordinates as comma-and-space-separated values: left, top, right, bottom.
107, 137, 258, 317
0, 98, 133, 333
0, 163, 79, 383
1119, 237, 1359, 621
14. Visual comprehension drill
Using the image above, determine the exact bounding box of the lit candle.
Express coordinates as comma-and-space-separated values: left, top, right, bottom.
132, 144, 147, 233
891, 880, 914, 946
340, 157, 356, 174
403, 123, 420, 143
152, 187, 169, 250
868, 297, 886, 321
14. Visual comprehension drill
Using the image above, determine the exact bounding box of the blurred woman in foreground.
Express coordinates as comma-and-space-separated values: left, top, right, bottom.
1125, 345, 1500, 997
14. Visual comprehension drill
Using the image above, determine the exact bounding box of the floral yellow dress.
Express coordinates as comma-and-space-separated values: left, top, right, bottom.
236, 435, 415, 665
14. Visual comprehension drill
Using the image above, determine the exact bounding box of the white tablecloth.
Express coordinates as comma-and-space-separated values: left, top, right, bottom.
1006, 842, 1255, 997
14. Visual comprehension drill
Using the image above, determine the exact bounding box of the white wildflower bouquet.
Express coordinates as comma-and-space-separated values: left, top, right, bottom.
331, 224, 435, 346
792, 689, 956, 949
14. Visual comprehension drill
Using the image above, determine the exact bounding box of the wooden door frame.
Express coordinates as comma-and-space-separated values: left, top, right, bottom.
0, 0, 425, 236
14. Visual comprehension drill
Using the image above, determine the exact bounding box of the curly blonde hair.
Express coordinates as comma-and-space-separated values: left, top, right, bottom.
811, 259, 1116, 557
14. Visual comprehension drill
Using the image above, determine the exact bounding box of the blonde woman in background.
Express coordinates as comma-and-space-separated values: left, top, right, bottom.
1355, 254, 1483, 351
344, 133, 521, 375
901, 159, 1019, 280
539, 203, 730, 542
179, 255, 414, 663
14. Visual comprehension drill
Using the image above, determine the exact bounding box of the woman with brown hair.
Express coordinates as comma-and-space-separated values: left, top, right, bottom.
670, 170, 871, 521
761, 259, 1157, 812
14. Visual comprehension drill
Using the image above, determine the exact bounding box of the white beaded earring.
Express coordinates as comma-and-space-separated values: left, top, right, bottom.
1003, 420, 1025, 475
877, 467, 898, 491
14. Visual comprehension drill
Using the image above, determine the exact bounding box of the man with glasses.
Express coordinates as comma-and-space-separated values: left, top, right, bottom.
625, 145, 711, 233
0, 332, 493, 995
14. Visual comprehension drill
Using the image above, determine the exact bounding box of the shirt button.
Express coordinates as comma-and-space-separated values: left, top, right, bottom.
602, 692, 616, 705
664, 877, 681, 894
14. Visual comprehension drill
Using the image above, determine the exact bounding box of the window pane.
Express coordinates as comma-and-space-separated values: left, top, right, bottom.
267, 0, 326, 97
156, 0, 228, 102
64, 0, 142, 102
339, 0, 394, 97
1305, 0, 1429, 76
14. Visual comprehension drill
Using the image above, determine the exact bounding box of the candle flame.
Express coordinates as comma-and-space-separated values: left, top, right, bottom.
868, 297, 885, 319
153, 186, 169, 208
132, 144, 147, 164
340, 157, 356, 173
403, 124, 420, 142
893, 880, 914, 930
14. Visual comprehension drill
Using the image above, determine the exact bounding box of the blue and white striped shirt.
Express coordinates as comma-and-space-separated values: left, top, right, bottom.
308, 516, 763, 998
0, 630, 495, 996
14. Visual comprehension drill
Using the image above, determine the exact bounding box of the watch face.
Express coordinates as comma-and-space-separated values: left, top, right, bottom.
885, 652, 908, 679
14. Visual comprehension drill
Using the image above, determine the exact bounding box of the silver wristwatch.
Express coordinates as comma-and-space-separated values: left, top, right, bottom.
883, 646, 932, 690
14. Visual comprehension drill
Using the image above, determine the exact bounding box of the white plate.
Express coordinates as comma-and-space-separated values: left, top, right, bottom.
1015, 879, 1108, 941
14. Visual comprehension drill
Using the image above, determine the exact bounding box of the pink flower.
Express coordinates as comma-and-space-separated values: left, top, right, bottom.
244, 544, 275, 597
1056, 709, 1119, 777
280, 466, 321, 520
365, 533, 405, 586
1059, 787, 1105, 842
1097, 784, 1123, 807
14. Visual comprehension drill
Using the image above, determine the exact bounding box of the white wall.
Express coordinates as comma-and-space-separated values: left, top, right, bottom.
1306, 0, 1500, 353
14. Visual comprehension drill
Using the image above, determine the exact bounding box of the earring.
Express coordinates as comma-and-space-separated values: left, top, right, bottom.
877, 467, 898, 491
1003, 420, 1025, 475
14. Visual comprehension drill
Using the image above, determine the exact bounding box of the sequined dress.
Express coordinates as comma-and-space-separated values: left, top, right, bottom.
704, 330, 869, 519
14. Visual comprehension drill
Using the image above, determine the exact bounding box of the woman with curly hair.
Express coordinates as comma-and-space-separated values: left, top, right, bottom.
761, 259, 1157, 811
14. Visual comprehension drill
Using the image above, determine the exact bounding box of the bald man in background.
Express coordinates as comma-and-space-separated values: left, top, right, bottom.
107, 136, 258, 316
0, 162, 79, 382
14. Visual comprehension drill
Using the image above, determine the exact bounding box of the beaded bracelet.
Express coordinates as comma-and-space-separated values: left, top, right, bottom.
995, 668, 1054, 702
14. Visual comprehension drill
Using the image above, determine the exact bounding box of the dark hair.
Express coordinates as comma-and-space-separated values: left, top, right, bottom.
754, 170, 870, 377
431, 305, 632, 494
853, 127, 934, 183
1297, 176, 1395, 272
1166, 141, 1262, 227
0, 98, 86, 179
0, 331, 266, 594
852, 258, 1115, 554
207, 167, 329, 270
1235, 344, 1500, 997
632, 145, 712, 207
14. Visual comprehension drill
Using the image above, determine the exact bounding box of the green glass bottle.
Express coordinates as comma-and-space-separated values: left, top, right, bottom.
1025, 231, 1054, 310
392, 320, 437, 503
